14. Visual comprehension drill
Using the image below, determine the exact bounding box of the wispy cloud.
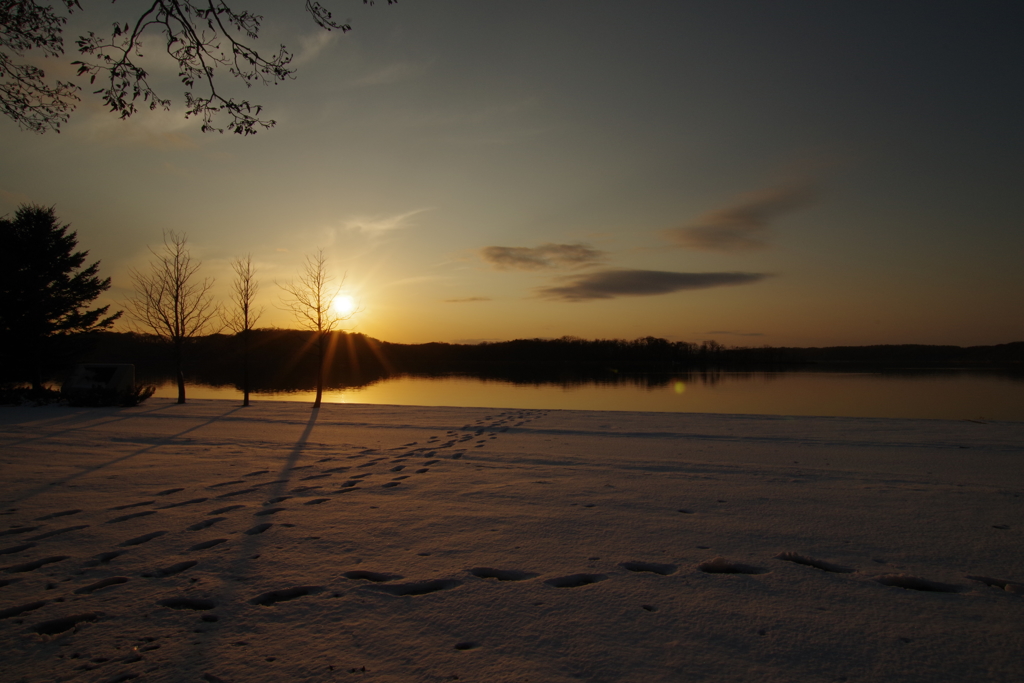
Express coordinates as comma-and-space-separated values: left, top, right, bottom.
292, 30, 337, 67
535, 269, 769, 302
444, 296, 491, 303
480, 243, 605, 271
706, 330, 765, 337
342, 208, 431, 234
665, 182, 816, 252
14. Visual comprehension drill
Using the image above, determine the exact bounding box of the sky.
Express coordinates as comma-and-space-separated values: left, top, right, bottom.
2, 0, 1022, 347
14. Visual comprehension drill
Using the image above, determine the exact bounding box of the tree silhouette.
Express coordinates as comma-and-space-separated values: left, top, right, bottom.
223, 254, 262, 406
2, 1, 395, 134
0, 204, 120, 390
279, 248, 350, 408
124, 231, 217, 404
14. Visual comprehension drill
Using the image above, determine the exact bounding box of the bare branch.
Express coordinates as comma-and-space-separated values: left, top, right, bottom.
0, 0, 81, 132
3, 1, 395, 134
223, 253, 262, 333
124, 231, 218, 339
278, 248, 350, 334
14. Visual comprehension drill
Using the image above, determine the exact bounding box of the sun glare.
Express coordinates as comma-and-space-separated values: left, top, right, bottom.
332, 294, 357, 316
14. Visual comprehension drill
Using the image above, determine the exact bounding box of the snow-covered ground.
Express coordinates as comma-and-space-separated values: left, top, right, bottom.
1, 399, 1022, 682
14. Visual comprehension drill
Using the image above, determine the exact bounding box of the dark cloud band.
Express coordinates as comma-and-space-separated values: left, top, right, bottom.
664, 182, 816, 252
480, 243, 604, 270
535, 269, 769, 302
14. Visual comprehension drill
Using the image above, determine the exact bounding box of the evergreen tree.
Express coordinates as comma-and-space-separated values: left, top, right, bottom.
0, 204, 120, 390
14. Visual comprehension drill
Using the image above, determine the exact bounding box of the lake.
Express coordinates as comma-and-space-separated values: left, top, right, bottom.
153, 370, 1024, 421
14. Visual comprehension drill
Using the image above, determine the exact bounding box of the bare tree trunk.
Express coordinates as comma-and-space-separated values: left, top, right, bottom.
174, 338, 186, 404
313, 331, 325, 409
242, 328, 251, 407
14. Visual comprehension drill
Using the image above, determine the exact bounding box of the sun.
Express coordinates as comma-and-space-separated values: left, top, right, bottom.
331, 294, 357, 316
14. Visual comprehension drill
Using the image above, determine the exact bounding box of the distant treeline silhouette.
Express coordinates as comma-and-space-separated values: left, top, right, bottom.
63, 330, 1024, 393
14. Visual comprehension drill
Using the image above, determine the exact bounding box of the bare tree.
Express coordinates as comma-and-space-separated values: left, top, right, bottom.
124, 231, 217, 404
2, 1, 395, 134
279, 248, 349, 409
223, 254, 262, 406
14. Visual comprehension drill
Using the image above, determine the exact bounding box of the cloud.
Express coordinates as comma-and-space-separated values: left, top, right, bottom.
665, 182, 816, 252
444, 297, 491, 303
343, 208, 431, 234
292, 30, 337, 66
480, 243, 605, 271
535, 269, 769, 302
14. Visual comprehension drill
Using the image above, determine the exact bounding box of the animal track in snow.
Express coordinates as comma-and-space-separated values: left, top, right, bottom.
0, 543, 35, 556
381, 482, 400, 488
107, 511, 155, 524
0, 526, 39, 538
208, 505, 245, 515
249, 586, 322, 606
158, 497, 209, 509
545, 574, 608, 588
343, 570, 401, 582
244, 470, 269, 477
698, 558, 768, 575
372, 579, 462, 596
143, 560, 197, 577
108, 501, 154, 511
32, 612, 99, 635
34, 509, 81, 521
157, 597, 216, 610
244, 523, 273, 535
4, 555, 69, 573
775, 552, 855, 573
216, 487, 258, 499
82, 551, 122, 567
468, 567, 538, 581
188, 538, 227, 551
74, 577, 128, 594
154, 488, 184, 496
119, 531, 167, 547
254, 507, 285, 517
304, 498, 330, 505
0, 600, 47, 620
27, 525, 89, 541
188, 517, 226, 531
208, 480, 245, 489
620, 561, 678, 576
875, 574, 962, 593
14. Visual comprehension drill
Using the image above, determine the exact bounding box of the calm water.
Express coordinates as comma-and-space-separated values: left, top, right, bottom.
153, 371, 1024, 421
